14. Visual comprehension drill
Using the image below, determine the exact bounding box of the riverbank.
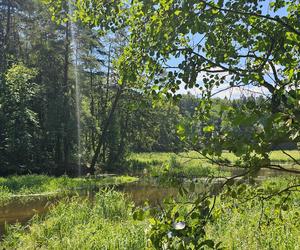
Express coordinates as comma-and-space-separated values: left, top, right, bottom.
128, 150, 300, 178
0, 175, 138, 205
1, 176, 299, 250
1, 190, 147, 249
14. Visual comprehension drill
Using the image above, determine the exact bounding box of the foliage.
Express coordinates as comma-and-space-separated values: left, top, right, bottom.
0, 0, 190, 175
2, 0, 299, 176
0, 0, 78, 174
5, 63, 39, 104
58, 0, 300, 175
1, 63, 39, 168
128, 97, 185, 153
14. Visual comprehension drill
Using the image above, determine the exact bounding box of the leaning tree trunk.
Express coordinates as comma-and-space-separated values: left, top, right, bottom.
90, 84, 124, 173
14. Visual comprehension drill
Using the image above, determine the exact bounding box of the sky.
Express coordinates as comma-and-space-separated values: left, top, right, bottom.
167, 0, 287, 99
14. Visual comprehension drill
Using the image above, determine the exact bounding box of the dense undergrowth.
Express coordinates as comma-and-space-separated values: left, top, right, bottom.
0, 175, 138, 205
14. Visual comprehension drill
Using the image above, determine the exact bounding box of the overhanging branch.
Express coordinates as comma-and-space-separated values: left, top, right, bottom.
199, 0, 300, 37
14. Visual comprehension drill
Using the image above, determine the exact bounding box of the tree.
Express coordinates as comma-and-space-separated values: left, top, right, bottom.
1, 63, 39, 169
0, 0, 79, 175
61, 0, 300, 174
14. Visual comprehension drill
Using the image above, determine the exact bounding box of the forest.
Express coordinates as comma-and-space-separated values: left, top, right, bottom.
0, 0, 299, 249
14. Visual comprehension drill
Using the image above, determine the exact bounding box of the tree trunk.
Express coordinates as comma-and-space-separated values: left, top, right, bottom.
5, 0, 11, 51
90, 85, 124, 172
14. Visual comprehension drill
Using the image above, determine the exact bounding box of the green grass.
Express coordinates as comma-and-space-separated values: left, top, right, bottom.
1, 190, 146, 250
128, 152, 230, 178
207, 177, 300, 249
2, 177, 299, 250
269, 150, 300, 163
130, 150, 300, 165
128, 150, 300, 178
0, 175, 138, 205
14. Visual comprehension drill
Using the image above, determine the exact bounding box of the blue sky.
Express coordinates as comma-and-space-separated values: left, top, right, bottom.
165, 0, 288, 99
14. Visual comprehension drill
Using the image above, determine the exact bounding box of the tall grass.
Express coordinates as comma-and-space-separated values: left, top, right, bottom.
1, 178, 299, 249
207, 177, 300, 249
1, 190, 147, 250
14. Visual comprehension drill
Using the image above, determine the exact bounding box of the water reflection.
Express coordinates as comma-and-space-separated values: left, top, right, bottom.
117, 181, 178, 206
0, 197, 58, 237
0, 181, 180, 238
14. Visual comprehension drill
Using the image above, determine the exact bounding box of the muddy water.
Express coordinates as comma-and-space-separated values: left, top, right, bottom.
0, 196, 59, 237
118, 181, 179, 206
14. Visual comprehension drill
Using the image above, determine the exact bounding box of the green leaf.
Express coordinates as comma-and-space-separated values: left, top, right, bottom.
203, 125, 215, 133
174, 10, 181, 16
199, 239, 215, 248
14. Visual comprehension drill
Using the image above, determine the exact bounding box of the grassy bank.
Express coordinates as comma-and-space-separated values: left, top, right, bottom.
1, 190, 146, 249
1, 177, 299, 250
0, 175, 138, 205
130, 150, 300, 165
128, 150, 300, 178
128, 152, 230, 178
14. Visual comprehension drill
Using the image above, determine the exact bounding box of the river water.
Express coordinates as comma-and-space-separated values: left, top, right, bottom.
0, 168, 298, 238
0, 180, 180, 238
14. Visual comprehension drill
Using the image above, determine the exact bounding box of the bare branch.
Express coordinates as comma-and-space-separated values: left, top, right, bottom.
264, 164, 300, 174
281, 150, 300, 166
262, 184, 300, 200
268, 61, 283, 86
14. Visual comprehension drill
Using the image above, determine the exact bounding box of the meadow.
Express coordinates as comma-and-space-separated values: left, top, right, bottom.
128, 150, 300, 178
129, 150, 300, 165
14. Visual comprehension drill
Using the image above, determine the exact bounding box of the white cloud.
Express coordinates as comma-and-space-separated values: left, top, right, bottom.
212, 85, 270, 99
177, 69, 270, 99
